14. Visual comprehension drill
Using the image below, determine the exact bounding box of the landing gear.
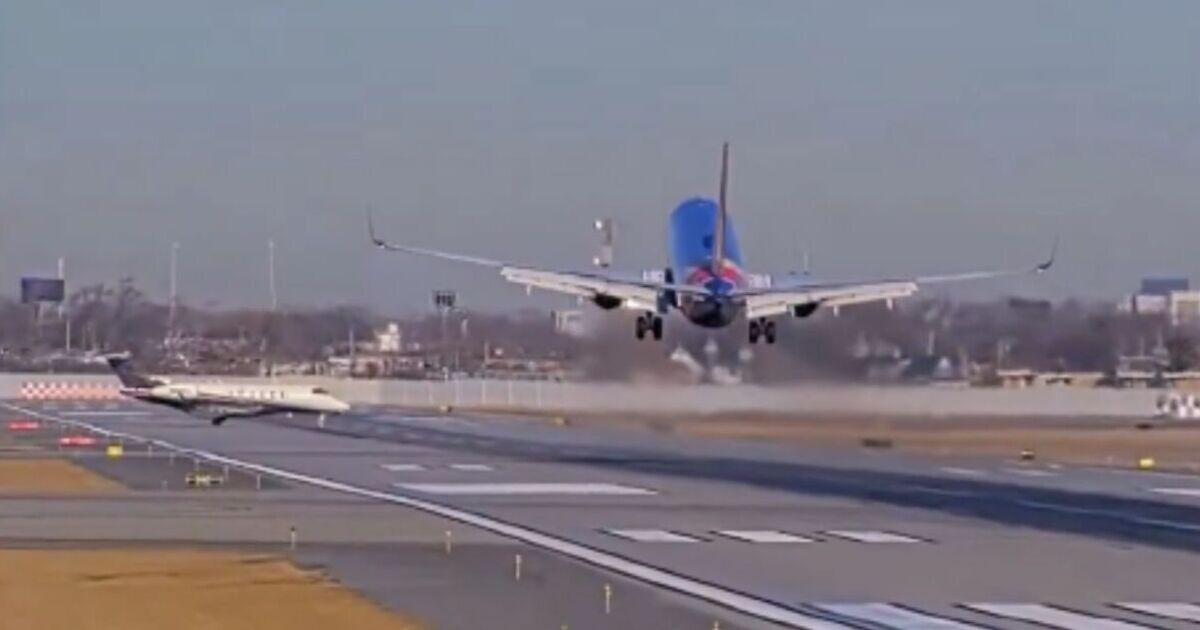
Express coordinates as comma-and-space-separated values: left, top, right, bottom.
748, 319, 776, 345
635, 314, 664, 341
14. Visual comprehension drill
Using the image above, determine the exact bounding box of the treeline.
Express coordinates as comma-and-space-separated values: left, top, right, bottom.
0, 279, 1194, 381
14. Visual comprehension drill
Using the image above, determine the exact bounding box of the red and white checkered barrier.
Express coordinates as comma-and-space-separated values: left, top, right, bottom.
19, 382, 123, 401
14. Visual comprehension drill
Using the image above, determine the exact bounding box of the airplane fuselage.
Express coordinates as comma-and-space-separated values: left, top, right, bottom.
669, 198, 747, 329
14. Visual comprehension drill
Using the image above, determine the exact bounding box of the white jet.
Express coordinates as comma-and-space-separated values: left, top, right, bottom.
106, 355, 350, 426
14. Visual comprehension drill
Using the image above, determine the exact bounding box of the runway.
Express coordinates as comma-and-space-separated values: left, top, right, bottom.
8, 399, 1200, 630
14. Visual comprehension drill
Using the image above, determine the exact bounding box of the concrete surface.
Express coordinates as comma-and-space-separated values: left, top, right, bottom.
6, 399, 1200, 629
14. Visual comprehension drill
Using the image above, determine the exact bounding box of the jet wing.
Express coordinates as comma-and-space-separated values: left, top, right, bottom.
737, 244, 1056, 320
369, 217, 709, 309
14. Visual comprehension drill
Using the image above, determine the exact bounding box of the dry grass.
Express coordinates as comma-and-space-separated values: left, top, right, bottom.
0, 549, 428, 630
0, 459, 126, 495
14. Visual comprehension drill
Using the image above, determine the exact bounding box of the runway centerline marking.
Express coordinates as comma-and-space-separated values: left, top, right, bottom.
963, 603, 1155, 629
823, 530, 925, 544
715, 530, 814, 544
1, 402, 856, 630
606, 529, 700, 543
1113, 602, 1200, 622
449, 463, 495, 472
396, 482, 655, 496
1004, 468, 1057, 478
812, 603, 988, 629
1149, 488, 1200, 498
380, 464, 426, 472
940, 467, 985, 477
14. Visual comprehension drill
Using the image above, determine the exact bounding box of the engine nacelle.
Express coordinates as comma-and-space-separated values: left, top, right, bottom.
791, 302, 819, 318
592, 293, 623, 310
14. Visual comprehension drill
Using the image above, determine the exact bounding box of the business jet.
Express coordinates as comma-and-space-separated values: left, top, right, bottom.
370, 143, 1054, 344
106, 356, 350, 425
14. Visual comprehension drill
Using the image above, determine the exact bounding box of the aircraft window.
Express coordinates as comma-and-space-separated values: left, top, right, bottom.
312, 388, 330, 395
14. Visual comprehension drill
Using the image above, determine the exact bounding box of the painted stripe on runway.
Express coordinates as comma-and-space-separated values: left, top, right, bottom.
964, 604, 1155, 629
449, 463, 495, 472
1004, 468, 1057, 478
1150, 488, 1200, 498
813, 603, 987, 629
823, 530, 925, 544
940, 467, 985, 477
396, 482, 656, 496
1113, 603, 1200, 622
606, 529, 700, 543
716, 530, 814, 544
61, 411, 153, 417
0, 402, 865, 630
381, 464, 426, 472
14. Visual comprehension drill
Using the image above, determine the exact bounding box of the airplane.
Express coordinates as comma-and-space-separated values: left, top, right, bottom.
106, 355, 351, 426
369, 143, 1054, 345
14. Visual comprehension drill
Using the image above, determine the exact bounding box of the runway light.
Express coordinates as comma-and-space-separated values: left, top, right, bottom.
58, 435, 97, 447
1138, 457, 1157, 470
1019, 449, 1036, 461
7, 420, 40, 431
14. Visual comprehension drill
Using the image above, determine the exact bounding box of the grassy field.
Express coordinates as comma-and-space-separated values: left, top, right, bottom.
0, 549, 427, 630
0, 459, 126, 495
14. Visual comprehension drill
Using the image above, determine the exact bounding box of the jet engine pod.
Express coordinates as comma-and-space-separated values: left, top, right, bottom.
791, 302, 819, 318
592, 293, 623, 310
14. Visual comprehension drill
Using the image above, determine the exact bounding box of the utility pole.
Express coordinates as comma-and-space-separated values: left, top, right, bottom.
169, 242, 180, 329
268, 239, 278, 312
58, 257, 69, 351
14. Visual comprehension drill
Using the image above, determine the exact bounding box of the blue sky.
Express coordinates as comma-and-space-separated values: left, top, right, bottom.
2, 1, 1198, 310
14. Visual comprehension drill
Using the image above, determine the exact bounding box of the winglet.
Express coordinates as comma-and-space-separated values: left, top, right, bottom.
1036, 235, 1059, 273
366, 209, 386, 249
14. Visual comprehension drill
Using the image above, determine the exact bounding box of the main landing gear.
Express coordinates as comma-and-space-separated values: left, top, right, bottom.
635, 313, 664, 341
748, 318, 776, 345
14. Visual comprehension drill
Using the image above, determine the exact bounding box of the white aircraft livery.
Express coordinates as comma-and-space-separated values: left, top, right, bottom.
106, 356, 350, 426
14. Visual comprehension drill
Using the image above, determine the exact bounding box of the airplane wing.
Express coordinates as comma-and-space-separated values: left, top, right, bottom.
368, 216, 709, 310
737, 242, 1057, 320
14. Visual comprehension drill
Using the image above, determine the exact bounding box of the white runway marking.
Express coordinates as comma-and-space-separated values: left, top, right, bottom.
395, 482, 656, 496
1004, 468, 1057, 478
0, 402, 897, 630
813, 603, 987, 629
61, 411, 152, 417
1149, 488, 1200, 498
715, 530, 814, 544
1113, 602, 1200, 622
940, 467, 985, 477
606, 529, 700, 543
823, 531, 925, 544
964, 604, 1155, 629
449, 463, 495, 472
380, 464, 426, 472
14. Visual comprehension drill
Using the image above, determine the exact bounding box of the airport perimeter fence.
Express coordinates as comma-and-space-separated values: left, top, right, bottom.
0, 373, 1160, 418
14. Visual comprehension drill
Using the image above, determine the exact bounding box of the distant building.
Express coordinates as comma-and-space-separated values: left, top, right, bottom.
1141, 277, 1190, 296
552, 309, 586, 337
1169, 291, 1200, 326
1120, 277, 1197, 323
376, 323, 402, 353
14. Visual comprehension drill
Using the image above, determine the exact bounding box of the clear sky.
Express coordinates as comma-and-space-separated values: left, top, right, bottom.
2, 1, 1198, 312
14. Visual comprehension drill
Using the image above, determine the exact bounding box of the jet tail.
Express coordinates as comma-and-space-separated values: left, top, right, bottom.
105, 354, 165, 389
712, 142, 730, 276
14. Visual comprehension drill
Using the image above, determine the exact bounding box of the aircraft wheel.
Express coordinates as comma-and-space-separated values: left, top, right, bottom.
764, 321, 777, 345
651, 316, 664, 341
748, 321, 760, 345
635, 316, 647, 340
